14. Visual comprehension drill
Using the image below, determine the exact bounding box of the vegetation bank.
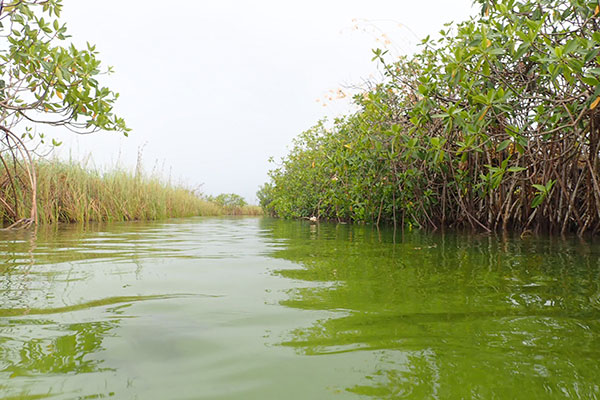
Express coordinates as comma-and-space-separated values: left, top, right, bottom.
260, 0, 600, 236
0, 159, 260, 226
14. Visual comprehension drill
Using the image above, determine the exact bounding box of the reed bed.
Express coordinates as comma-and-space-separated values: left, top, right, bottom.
0, 159, 260, 225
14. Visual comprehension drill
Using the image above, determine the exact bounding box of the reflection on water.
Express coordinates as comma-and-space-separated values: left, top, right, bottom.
1, 218, 286, 399
0, 217, 599, 399
1, 319, 116, 377
264, 219, 600, 399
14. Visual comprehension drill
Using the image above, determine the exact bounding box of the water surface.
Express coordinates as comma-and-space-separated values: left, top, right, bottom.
1, 217, 599, 399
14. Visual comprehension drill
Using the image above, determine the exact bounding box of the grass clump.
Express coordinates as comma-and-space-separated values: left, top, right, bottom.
0, 159, 258, 225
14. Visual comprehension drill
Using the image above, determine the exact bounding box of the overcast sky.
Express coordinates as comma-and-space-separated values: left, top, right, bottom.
56, 0, 476, 202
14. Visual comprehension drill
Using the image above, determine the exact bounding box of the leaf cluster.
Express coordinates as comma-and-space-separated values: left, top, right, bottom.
0, 0, 129, 136
264, 0, 600, 235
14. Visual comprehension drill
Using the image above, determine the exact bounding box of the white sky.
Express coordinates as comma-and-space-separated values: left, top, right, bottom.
55, 0, 476, 202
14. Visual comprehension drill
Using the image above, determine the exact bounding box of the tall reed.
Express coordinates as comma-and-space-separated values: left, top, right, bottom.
0, 159, 255, 224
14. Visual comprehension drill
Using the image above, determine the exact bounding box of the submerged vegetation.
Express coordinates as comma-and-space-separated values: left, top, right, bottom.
263, 0, 600, 235
0, 159, 259, 225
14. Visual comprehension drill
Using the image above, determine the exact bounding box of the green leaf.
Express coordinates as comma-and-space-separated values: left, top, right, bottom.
515, 42, 530, 59
581, 76, 599, 86
488, 47, 505, 55
531, 195, 544, 208
497, 139, 512, 151
507, 166, 526, 173
563, 39, 579, 55
588, 68, 600, 75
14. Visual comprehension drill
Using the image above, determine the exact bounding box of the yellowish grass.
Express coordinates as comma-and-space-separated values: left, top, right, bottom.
0, 159, 259, 224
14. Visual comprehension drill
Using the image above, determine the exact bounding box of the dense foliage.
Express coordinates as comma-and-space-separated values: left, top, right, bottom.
205, 193, 258, 215
264, 0, 600, 235
0, 160, 262, 224
0, 0, 128, 226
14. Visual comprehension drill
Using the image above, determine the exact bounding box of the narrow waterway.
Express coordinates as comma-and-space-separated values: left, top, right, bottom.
1, 217, 599, 399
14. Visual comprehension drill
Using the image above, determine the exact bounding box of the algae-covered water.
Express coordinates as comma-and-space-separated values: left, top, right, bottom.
1, 217, 599, 399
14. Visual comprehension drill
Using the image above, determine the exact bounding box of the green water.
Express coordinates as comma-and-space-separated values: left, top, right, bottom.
0, 217, 599, 399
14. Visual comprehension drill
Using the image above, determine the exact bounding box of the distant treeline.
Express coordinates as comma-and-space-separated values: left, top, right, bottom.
260, 0, 600, 235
